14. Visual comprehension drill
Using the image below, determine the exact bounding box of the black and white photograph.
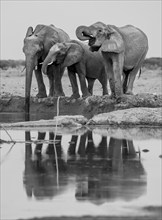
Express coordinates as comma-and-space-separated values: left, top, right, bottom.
0, 1, 162, 220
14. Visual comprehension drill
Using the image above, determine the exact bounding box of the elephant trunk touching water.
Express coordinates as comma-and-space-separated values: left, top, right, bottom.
23, 24, 70, 114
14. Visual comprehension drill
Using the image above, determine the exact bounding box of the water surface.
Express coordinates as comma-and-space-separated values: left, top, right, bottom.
0, 128, 161, 219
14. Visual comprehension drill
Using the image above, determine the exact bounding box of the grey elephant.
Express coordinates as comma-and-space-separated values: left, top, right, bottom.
23, 24, 70, 112
41, 40, 108, 99
76, 22, 148, 98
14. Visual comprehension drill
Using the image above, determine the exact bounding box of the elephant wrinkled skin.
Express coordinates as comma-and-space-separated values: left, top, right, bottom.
23, 24, 70, 113
42, 40, 108, 99
76, 22, 148, 98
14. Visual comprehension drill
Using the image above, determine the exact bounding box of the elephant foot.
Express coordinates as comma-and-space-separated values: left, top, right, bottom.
103, 92, 109, 96
36, 92, 47, 98
82, 92, 91, 98
125, 91, 133, 95
70, 93, 80, 99
109, 94, 116, 100
53, 92, 65, 97
109, 94, 123, 102
54, 95, 65, 99
66, 94, 80, 103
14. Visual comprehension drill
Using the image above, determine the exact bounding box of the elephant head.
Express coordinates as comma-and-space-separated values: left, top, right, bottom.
23, 24, 70, 113
76, 22, 125, 53
23, 26, 43, 113
42, 42, 83, 74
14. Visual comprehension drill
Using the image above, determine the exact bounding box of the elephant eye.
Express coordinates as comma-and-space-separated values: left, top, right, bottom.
106, 33, 111, 39
98, 29, 102, 33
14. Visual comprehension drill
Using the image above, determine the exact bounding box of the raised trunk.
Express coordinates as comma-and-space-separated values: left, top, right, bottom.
75, 25, 92, 41
25, 57, 35, 114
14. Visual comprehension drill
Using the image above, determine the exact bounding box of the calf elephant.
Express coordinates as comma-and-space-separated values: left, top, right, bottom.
42, 40, 108, 99
76, 22, 148, 98
23, 24, 70, 113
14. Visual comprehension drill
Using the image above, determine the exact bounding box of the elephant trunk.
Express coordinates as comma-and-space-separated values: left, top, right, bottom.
75, 25, 92, 41
42, 53, 56, 75
25, 57, 35, 114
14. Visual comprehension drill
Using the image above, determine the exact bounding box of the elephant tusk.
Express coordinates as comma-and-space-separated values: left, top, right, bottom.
89, 35, 94, 38
21, 66, 26, 73
83, 33, 93, 38
42, 70, 47, 75
47, 61, 53, 66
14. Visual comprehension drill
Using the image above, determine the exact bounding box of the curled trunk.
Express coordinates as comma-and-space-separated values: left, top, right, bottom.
75, 25, 91, 41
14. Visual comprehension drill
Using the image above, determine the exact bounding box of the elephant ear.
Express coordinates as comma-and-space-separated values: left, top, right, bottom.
62, 43, 83, 67
101, 26, 125, 53
25, 26, 33, 37
34, 24, 46, 35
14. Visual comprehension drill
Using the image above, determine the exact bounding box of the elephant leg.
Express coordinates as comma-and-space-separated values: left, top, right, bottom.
34, 132, 46, 159
122, 71, 129, 94
68, 69, 80, 99
98, 71, 109, 95
102, 53, 115, 98
35, 65, 47, 98
126, 67, 139, 95
78, 74, 91, 97
87, 77, 95, 95
122, 139, 129, 157
111, 53, 124, 98
47, 67, 54, 97
68, 135, 78, 157
108, 69, 115, 98
86, 131, 95, 156
127, 140, 136, 158
76, 64, 91, 97
108, 138, 123, 172
77, 133, 87, 157
126, 50, 147, 95
53, 65, 65, 97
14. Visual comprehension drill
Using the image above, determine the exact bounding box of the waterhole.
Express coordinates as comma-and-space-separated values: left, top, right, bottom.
0, 125, 161, 219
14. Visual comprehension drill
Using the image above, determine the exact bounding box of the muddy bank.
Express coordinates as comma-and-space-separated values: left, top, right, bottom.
1, 112, 162, 139
88, 107, 162, 126
0, 93, 162, 118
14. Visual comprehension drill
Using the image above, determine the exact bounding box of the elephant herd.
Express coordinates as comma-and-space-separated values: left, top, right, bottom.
24, 130, 146, 201
23, 22, 148, 112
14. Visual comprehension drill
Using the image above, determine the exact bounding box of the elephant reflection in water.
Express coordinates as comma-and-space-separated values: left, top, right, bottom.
24, 131, 146, 204
24, 131, 67, 200
24, 130, 109, 200
75, 136, 146, 204
68, 131, 108, 161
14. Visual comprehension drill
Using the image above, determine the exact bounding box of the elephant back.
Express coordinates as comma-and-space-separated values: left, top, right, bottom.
115, 25, 148, 47
33, 24, 70, 44
70, 39, 89, 50
49, 24, 70, 42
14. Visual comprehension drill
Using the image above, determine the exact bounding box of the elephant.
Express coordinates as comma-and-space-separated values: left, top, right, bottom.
76, 22, 148, 98
41, 40, 108, 99
23, 24, 70, 113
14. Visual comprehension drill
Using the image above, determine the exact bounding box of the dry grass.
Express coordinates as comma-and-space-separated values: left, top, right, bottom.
0, 67, 162, 97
